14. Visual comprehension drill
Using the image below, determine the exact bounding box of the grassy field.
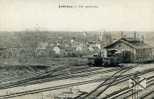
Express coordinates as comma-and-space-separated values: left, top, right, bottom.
0, 65, 49, 83
0, 57, 89, 84
0, 57, 89, 66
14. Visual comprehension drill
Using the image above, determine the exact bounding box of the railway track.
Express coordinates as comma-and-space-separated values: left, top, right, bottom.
0, 63, 137, 89
1, 63, 141, 90
76, 66, 154, 99
0, 66, 135, 99
0, 65, 122, 89
0, 65, 64, 83
75, 66, 135, 99
21, 67, 123, 86
0, 65, 71, 89
102, 69, 154, 99
139, 90, 154, 99
124, 76, 154, 99
0, 74, 131, 99
100, 75, 154, 99
0, 65, 90, 84
0, 64, 150, 99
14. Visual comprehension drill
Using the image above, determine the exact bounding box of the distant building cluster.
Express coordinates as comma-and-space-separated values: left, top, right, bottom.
0, 31, 153, 64
0, 32, 112, 59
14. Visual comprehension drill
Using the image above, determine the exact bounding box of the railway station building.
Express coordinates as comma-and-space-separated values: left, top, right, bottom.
104, 38, 153, 63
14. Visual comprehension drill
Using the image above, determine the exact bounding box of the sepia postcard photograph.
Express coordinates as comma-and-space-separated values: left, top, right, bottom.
0, 0, 154, 99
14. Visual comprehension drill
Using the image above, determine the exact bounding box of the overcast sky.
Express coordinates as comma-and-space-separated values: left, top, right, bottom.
0, 0, 154, 31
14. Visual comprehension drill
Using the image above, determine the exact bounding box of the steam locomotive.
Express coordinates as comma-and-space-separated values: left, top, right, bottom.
88, 50, 122, 66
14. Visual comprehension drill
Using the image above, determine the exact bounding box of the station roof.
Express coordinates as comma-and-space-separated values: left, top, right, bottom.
104, 38, 152, 49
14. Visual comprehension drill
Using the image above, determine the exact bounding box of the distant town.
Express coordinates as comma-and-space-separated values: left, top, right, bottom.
0, 31, 153, 65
